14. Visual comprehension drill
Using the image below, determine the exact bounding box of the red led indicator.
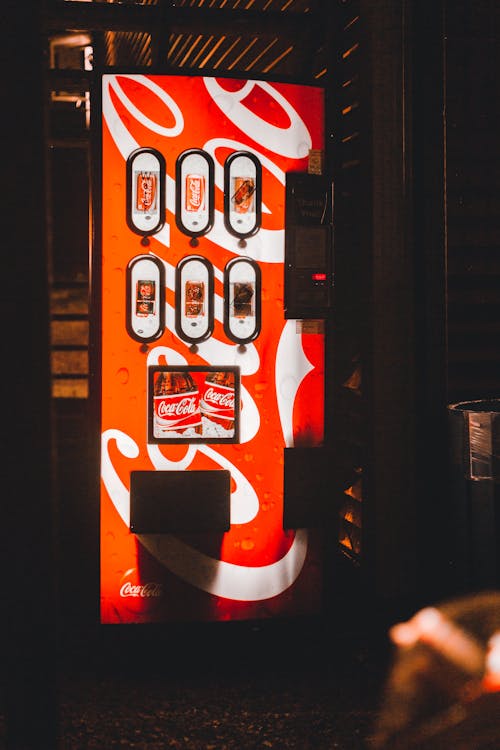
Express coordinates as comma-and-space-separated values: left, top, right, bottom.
311, 272, 327, 281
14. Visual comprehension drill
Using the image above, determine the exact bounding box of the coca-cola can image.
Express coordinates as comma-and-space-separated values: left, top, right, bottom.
136, 300, 154, 317
137, 279, 155, 300
135, 171, 158, 213
185, 280, 205, 317
185, 173, 206, 212
200, 371, 236, 436
231, 281, 254, 318
231, 177, 255, 214
136, 279, 155, 317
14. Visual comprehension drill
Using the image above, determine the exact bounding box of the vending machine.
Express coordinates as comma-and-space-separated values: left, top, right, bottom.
96, 73, 330, 624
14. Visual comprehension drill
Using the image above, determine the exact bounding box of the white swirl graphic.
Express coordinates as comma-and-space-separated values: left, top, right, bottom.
204, 78, 312, 158
203, 137, 285, 211
197, 443, 258, 525
275, 321, 314, 448
102, 75, 137, 158
102, 77, 177, 222
200, 137, 286, 263
102, 429, 307, 600
101, 429, 139, 527
139, 530, 308, 602
147, 442, 197, 471
197, 211, 284, 264
108, 74, 184, 138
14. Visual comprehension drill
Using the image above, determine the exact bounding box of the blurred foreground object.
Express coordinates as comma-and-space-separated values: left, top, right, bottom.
370, 591, 500, 749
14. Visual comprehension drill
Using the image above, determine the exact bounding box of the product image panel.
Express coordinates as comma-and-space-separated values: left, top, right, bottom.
175, 255, 214, 344
175, 149, 214, 238
126, 254, 165, 342
224, 152, 262, 239
148, 366, 240, 444
126, 147, 166, 236
223, 257, 261, 344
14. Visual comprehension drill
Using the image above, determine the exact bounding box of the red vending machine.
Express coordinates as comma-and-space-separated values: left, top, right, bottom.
96, 74, 328, 624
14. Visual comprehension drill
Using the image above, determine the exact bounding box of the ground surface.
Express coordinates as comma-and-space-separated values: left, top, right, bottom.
53, 622, 388, 750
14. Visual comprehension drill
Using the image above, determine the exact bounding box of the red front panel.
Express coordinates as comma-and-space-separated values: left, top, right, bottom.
99, 74, 325, 623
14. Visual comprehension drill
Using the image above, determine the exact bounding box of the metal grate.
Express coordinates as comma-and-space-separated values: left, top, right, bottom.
327, 1, 364, 564
446, 6, 500, 403
102, 30, 153, 65
167, 31, 295, 74
170, 0, 313, 11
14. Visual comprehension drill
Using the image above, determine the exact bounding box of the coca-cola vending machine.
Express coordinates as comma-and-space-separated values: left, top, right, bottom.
95, 74, 330, 624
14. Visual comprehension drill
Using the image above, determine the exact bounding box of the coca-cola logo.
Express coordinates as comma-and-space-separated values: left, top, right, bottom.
187, 176, 202, 208
204, 387, 234, 410
157, 396, 197, 417
139, 175, 155, 207
120, 581, 163, 598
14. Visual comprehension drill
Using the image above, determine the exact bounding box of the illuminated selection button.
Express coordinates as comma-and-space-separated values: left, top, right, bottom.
126, 147, 166, 236
126, 254, 165, 342
224, 152, 262, 239
175, 255, 214, 344
176, 149, 214, 238
223, 257, 261, 344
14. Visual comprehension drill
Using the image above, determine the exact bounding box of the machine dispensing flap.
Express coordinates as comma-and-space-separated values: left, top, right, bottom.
129, 469, 231, 533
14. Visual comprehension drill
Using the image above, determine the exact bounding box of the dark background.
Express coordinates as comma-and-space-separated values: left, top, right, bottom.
4, 1, 500, 747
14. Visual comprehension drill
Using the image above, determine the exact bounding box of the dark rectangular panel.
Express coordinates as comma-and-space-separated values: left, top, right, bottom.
130, 470, 230, 533
284, 172, 332, 319
283, 447, 331, 529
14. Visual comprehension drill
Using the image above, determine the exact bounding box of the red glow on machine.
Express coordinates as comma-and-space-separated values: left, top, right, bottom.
97, 74, 326, 624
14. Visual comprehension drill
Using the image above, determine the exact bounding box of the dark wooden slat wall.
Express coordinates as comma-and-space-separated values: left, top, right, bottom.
4, 2, 59, 747
446, 1, 500, 403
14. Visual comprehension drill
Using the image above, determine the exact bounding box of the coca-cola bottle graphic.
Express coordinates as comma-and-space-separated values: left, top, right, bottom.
153, 371, 202, 437
200, 371, 236, 434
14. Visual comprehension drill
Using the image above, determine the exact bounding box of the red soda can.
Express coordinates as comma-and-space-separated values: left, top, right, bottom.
185, 280, 205, 317
185, 174, 205, 212
136, 171, 157, 212
232, 177, 255, 214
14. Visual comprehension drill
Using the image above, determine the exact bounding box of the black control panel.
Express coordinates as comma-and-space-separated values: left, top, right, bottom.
284, 172, 333, 319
